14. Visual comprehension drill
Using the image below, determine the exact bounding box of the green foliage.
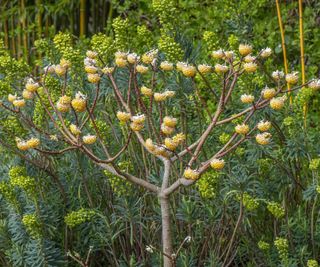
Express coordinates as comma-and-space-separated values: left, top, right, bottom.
64, 208, 96, 228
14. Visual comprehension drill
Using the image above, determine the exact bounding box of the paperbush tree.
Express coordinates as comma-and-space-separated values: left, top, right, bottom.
0, 40, 319, 267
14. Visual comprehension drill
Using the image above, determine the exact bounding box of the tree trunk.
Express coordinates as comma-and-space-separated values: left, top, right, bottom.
160, 196, 173, 267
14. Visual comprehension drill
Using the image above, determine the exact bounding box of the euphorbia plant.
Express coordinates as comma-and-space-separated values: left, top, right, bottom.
0, 41, 318, 267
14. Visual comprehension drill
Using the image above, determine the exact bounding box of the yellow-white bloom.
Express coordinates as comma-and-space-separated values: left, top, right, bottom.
160, 61, 174, 71
145, 138, 156, 151
163, 116, 177, 128
256, 132, 272, 145
239, 44, 253, 56
141, 86, 153, 97
272, 70, 284, 81
22, 90, 34, 100
117, 111, 131, 122
142, 49, 158, 64
102, 67, 115, 74
270, 97, 285, 110
127, 53, 139, 64
25, 78, 40, 92
8, 94, 17, 103
26, 137, 40, 149
262, 87, 276, 100
83, 134, 97, 144
136, 65, 149, 74
183, 168, 199, 180
172, 133, 186, 144
86, 50, 98, 59
87, 73, 101, 83
55, 65, 67, 76
244, 55, 256, 63
164, 138, 179, 151
210, 158, 225, 170
176, 62, 187, 72
211, 49, 224, 59
285, 72, 299, 85
241, 94, 255, 104
130, 122, 144, 131
198, 64, 212, 74
214, 64, 229, 74
85, 65, 98, 74
164, 90, 175, 98
131, 114, 146, 124
13, 99, 26, 108
71, 92, 87, 112
243, 62, 258, 73
115, 51, 127, 59
70, 124, 81, 135
182, 65, 197, 77
154, 93, 167, 102
161, 124, 175, 135
260, 47, 272, 58
235, 124, 250, 135
257, 120, 271, 132
308, 79, 320, 90
60, 58, 71, 68
115, 58, 128, 68
224, 51, 234, 59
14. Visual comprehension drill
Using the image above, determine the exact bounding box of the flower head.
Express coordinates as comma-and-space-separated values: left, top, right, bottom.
117, 111, 131, 122
13, 99, 26, 108
239, 44, 252, 56
240, 94, 255, 104
262, 87, 276, 99
102, 67, 115, 74
83, 134, 97, 145
214, 64, 229, 74
243, 62, 258, 73
256, 132, 272, 145
198, 64, 212, 74
26, 138, 40, 149
308, 79, 320, 90
86, 50, 98, 59
71, 92, 87, 112
211, 49, 224, 59
136, 65, 149, 74
85, 65, 98, 74
161, 124, 175, 135
235, 124, 250, 135
270, 97, 285, 110
184, 168, 199, 180
182, 65, 197, 77
142, 49, 158, 64
127, 53, 139, 64
260, 47, 272, 58
285, 72, 299, 85
272, 70, 284, 81
164, 138, 179, 151
141, 86, 153, 97
70, 124, 81, 135
87, 73, 101, 84
22, 90, 34, 100
210, 158, 225, 170
8, 94, 17, 103
25, 78, 40, 92
160, 61, 174, 71
163, 116, 177, 128
55, 65, 67, 76
257, 120, 271, 132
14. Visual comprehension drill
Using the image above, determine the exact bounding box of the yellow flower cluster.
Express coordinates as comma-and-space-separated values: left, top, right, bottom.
153, 90, 175, 102
16, 137, 40, 151
160, 61, 174, 71
235, 124, 250, 135
70, 124, 81, 136
239, 44, 252, 56
270, 96, 286, 110
130, 114, 145, 131
117, 111, 131, 122
243, 62, 258, 73
257, 120, 271, 132
240, 94, 255, 104
71, 92, 87, 112
210, 158, 225, 170
82, 134, 97, 145
57, 95, 71, 112
161, 116, 177, 135
184, 168, 199, 180
261, 87, 276, 99
255, 132, 272, 145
